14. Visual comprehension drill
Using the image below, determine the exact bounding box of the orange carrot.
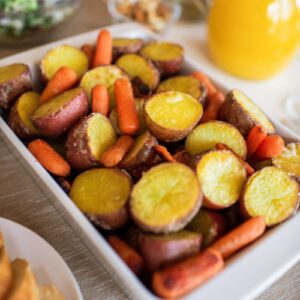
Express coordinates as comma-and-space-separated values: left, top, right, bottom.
215, 143, 254, 176
100, 135, 134, 167
154, 145, 177, 163
108, 235, 144, 275
114, 78, 140, 135
254, 135, 285, 159
81, 44, 95, 68
211, 216, 266, 260
246, 125, 268, 157
200, 91, 225, 123
92, 84, 110, 116
28, 139, 70, 177
152, 248, 224, 299
93, 29, 112, 67
40, 67, 78, 103
191, 71, 217, 97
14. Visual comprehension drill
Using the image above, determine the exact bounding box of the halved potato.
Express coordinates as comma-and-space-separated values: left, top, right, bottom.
66, 113, 117, 171
241, 167, 299, 226
115, 54, 160, 90
220, 89, 275, 135
272, 143, 300, 177
140, 42, 184, 76
80, 65, 126, 105
70, 168, 131, 230
185, 121, 247, 158
0, 246, 13, 299
144, 91, 203, 142
8, 91, 40, 139
197, 150, 247, 209
130, 163, 202, 233
31, 88, 88, 138
40, 45, 89, 80
139, 230, 202, 272
157, 76, 207, 104
0, 63, 32, 109
112, 38, 144, 60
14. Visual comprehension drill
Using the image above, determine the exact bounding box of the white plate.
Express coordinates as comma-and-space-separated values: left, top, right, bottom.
1, 22, 300, 300
0, 217, 82, 300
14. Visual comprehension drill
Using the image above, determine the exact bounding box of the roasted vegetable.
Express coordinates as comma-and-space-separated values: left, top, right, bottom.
8, 91, 39, 139
185, 121, 247, 158
31, 88, 88, 138
130, 163, 202, 233
112, 38, 144, 60
0, 246, 13, 299
70, 168, 131, 230
220, 89, 275, 135
241, 167, 299, 226
197, 150, 247, 209
0, 63, 32, 109
144, 91, 203, 142
140, 42, 184, 76
40, 45, 89, 81
66, 113, 117, 171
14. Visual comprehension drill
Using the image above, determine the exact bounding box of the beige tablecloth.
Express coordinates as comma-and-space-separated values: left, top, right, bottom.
0, 1, 300, 299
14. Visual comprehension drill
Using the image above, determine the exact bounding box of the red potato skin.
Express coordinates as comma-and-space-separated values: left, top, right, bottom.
173, 150, 200, 170
203, 196, 236, 210
0, 65, 32, 109
31, 90, 88, 138
112, 39, 144, 61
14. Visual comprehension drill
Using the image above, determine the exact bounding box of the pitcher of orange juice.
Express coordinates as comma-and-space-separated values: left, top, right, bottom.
208, 0, 300, 79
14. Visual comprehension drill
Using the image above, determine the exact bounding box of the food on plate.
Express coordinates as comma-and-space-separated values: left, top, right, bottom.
152, 248, 224, 298
107, 235, 144, 275
246, 125, 267, 157
91, 84, 110, 116
211, 217, 266, 259
123, 225, 143, 251
56, 177, 72, 193
140, 42, 184, 76
220, 89, 275, 135
254, 135, 285, 159
100, 135, 134, 168
81, 44, 95, 68
241, 167, 299, 226
40, 45, 89, 81
93, 29, 113, 68
28, 139, 71, 177
187, 210, 225, 248
115, 78, 140, 135
31, 88, 88, 138
173, 150, 200, 170
39, 285, 65, 300
200, 91, 225, 123
0, 246, 13, 299
144, 91, 203, 142
115, 54, 160, 91
157, 76, 207, 103
0, 63, 32, 109
272, 143, 300, 177
66, 113, 116, 171
130, 163, 202, 233
112, 38, 144, 60
8, 91, 40, 140
139, 230, 202, 272
185, 121, 247, 158
70, 168, 131, 230
154, 145, 176, 163
40, 67, 78, 103
197, 150, 247, 209
191, 71, 218, 97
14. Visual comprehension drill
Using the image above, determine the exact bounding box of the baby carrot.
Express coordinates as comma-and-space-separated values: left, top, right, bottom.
154, 145, 177, 163
211, 216, 266, 260
200, 91, 225, 123
152, 248, 224, 299
191, 71, 217, 97
93, 29, 112, 68
100, 135, 134, 167
28, 139, 70, 177
246, 125, 268, 157
254, 135, 285, 159
40, 67, 78, 103
215, 143, 254, 176
92, 84, 110, 116
114, 78, 140, 135
81, 43, 94, 68
108, 235, 144, 276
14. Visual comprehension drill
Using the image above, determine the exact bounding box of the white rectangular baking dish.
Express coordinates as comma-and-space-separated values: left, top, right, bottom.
1, 22, 300, 300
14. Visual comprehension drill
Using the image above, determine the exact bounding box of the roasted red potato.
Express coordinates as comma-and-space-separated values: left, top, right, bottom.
112, 38, 144, 61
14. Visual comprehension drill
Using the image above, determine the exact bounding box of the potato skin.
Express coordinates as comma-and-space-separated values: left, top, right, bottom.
113, 39, 144, 61
0, 64, 32, 109
31, 89, 88, 138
